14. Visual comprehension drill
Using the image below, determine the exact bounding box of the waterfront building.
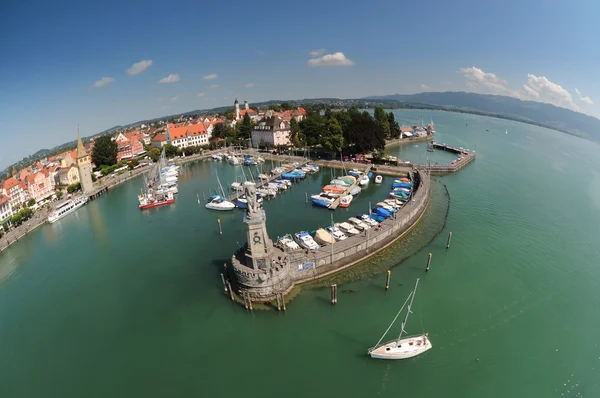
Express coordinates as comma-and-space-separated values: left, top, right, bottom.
166, 123, 210, 148
25, 169, 54, 202
57, 165, 81, 186
18, 167, 31, 182
115, 132, 146, 162
0, 194, 13, 221
2, 177, 29, 209
76, 135, 94, 194
251, 114, 292, 147
151, 133, 167, 148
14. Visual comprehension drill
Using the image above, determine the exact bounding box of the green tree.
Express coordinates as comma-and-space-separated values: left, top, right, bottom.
224, 109, 235, 120
92, 135, 118, 167
289, 118, 303, 147
27, 198, 36, 207
280, 102, 293, 111
299, 112, 325, 147
388, 112, 400, 138
56, 191, 64, 200
346, 110, 385, 153
2, 222, 9, 232
163, 144, 179, 158
238, 113, 254, 140
67, 182, 81, 193
374, 106, 391, 137
268, 104, 282, 112
147, 147, 161, 162
127, 159, 139, 170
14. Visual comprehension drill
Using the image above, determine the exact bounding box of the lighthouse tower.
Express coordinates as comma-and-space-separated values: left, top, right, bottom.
234, 98, 240, 120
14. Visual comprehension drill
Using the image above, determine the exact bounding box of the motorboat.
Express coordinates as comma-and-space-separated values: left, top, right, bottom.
348, 217, 369, 230
257, 188, 277, 197
357, 214, 379, 226
314, 228, 335, 245
377, 202, 397, 213
348, 169, 362, 178
330, 179, 350, 187
392, 182, 412, 189
323, 185, 345, 195
349, 186, 362, 196
205, 195, 235, 211
374, 175, 383, 184
278, 234, 301, 250
294, 231, 320, 250
390, 191, 409, 200
359, 175, 369, 187
258, 173, 269, 180
375, 207, 392, 218
312, 195, 334, 208
231, 182, 243, 191
326, 225, 348, 241
48, 195, 88, 223
211, 154, 223, 161
336, 222, 360, 235
234, 195, 263, 209
339, 195, 353, 208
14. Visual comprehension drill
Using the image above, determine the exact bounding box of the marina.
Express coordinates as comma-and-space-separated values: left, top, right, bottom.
1, 109, 600, 398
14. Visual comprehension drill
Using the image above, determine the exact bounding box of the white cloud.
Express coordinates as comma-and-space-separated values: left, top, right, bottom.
245, 82, 256, 88
521, 74, 581, 111
420, 84, 431, 91
308, 52, 355, 67
171, 95, 181, 102
197, 92, 205, 97
460, 66, 585, 113
203, 73, 218, 80
209, 84, 219, 88
158, 74, 180, 83
309, 49, 325, 57
459, 66, 515, 96
127, 60, 153, 75
573, 87, 593, 105
92, 76, 115, 88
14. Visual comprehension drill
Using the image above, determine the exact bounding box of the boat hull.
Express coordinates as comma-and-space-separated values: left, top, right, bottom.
139, 198, 175, 210
369, 335, 432, 360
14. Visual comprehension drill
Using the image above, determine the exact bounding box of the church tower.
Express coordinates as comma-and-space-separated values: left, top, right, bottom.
76, 134, 94, 194
234, 98, 240, 120
244, 100, 249, 111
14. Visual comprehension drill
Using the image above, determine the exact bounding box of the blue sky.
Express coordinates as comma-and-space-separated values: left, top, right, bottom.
0, 0, 598, 169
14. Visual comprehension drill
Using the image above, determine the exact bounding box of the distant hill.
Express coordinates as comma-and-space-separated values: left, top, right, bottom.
365, 92, 600, 143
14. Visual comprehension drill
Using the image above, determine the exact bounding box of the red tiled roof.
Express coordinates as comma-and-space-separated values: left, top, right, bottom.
168, 124, 207, 140
19, 181, 27, 190
3, 177, 19, 191
0, 194, 9, 206
239, 109, 257, 117
152, 133, 167, 142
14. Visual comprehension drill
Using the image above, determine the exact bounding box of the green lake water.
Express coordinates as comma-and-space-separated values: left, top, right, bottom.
1, 109, 600, 397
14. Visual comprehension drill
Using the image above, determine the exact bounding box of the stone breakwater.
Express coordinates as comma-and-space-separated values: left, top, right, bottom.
229, 169, 430, 303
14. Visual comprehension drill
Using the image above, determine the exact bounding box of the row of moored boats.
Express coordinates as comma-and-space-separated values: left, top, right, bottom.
138, 150, 180, 209
311, 168, 374, 209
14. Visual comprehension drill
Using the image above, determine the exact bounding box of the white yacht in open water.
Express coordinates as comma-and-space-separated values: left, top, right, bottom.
48, 195, 88, 223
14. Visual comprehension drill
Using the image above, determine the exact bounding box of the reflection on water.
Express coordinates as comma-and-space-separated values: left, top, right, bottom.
88, 201, 107, 247
0, 248, 18, 285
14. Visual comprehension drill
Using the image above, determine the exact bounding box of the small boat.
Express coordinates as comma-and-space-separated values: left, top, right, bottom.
399, 178, 410, 183
384, 199, 403, 208
257, 188, 277, 197
294, 231, 320, 250
326, 225, 348, 241
376, 207, 392, 218
359, 175, 369, 187
205, 195, 235, 211
258, 173, 269, 180
323, 185, 345, 195
235, 195, 263, 209
348, 217, 369, 230
339, 195, 353, 208
374, 175, 383, 184
368, 278, 431, 360
336, 222, 360, 235
349, 186, 362, 196
231, 182, 243, 191
393, 187, 411, 194
211, 154, 223, 160
341, 175, 357, 184
506, 129, 508, 135
390, 191, 409, 200
392, 182, 412, 189
357, 214, 379, 226
377, 202, 397, 212
309, 164, 319, 172
330, 178, 350, 187
278, 234, 301, 250
312, 195, 334, 208
347, 169, 362, 178
48, 195, 88, 223
314, 228, 335, 245
370, 214, 385, 223
138, 191, 175, 210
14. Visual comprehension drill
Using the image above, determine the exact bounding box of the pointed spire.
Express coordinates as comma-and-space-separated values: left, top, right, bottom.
76, 126, 88, 159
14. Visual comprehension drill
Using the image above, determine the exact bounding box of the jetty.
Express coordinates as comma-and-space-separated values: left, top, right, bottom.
421, 142, 476, 175
226, 160, 310, 202
328, 165, 372, 210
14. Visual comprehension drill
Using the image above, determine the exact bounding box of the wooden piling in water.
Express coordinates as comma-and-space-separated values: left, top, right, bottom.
385, 270, 391, 290
446, 232, 452, 249
243, 292, 249, 310
217, 218, 222, 235
331, 284, 338, 305
305, 192, 308, 203
248, 293, 253, 311
276, 294, 281, 311
227, 281, 234, 300
281, 294, 286, 311
426, 253, 432, 272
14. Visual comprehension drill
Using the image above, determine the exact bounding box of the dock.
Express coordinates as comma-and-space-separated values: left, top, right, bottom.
226, 160, 310, 202
422, 143, 476, 175
328, 165, 372, 210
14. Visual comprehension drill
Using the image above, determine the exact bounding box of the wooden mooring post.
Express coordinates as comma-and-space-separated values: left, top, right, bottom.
385, 270, 391, 290
276, 294, 281, 311
446, 232, 452, 249
220, 273, 227, 293
281, 293, 286, 311
226, 281, 234, 300
426, 253, 432, 272
217, 218, 222, 235
331, 284, 338, 305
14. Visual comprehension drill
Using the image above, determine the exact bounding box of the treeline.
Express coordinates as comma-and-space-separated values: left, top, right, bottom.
293, 105, 400, 154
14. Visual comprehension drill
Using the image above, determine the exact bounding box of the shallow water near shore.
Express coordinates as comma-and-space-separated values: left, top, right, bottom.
1, 109, 600, 397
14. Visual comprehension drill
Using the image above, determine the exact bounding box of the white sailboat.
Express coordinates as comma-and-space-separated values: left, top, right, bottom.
368, 278, 432, 360
205, 174, 235, 211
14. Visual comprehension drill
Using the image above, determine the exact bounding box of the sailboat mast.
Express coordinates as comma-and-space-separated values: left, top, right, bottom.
398, 278, 420, 341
